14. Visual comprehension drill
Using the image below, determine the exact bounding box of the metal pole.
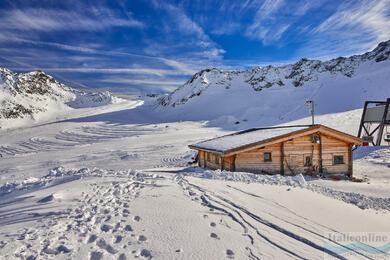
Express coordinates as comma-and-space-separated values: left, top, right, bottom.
376, 98, 390, 146
306, 100, 315, 125
357, 101, 369, 138
311, 101, 314, 125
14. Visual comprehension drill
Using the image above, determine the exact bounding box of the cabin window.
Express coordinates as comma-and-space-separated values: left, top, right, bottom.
207, 153, 211, 162
215, 156, 220, 164
334, 155, 344, 165
304, 156, 312, 166
264, 152, 272, 162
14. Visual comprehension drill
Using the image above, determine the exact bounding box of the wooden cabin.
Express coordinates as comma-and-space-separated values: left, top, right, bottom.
189, 125, 362, 177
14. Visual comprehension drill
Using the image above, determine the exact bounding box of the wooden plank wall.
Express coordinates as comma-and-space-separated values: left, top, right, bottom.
235, 143, 281, 174
283, 135, 319, 175
195, 132, 352, 176
321, 135, 349, 174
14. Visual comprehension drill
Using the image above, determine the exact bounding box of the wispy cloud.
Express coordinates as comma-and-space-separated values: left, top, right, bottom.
31, 67, 188, 77
148, 0, 225, 59
245, 0, 286, 43
244, 0, 315, 45
0, 7, 143, 32
313, 0, 390, 43
100, 78, 183, 86
300, 0, 390, 59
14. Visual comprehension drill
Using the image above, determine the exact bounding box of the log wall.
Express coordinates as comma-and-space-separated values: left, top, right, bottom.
196, 132, 352, 176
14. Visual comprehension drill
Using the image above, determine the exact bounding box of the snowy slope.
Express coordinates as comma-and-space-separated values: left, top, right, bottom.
0, 68, 119, 129
0, 108, 389, 260
0, 41, 390, 259
156, 40, 390, 128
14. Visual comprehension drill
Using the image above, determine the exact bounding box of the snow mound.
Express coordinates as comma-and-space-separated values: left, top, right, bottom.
180, 168, 390, 212
180, 168, 310, 188
353, 146, 390, 160
0, 166, 154, 197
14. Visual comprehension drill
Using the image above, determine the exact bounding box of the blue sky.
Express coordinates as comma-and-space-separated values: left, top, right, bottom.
0, 0, 389, 94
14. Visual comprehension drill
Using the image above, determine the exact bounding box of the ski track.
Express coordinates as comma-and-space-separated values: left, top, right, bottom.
174, 175, 378, 260
1, 171, 158, 260
1, 167, 388, 259
0, 124, 157, 157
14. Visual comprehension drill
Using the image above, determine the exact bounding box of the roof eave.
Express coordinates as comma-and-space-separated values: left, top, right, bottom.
188, 145, 225, 156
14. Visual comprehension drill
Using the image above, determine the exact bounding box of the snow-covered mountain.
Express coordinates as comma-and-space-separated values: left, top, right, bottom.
0, 68, 117, 127
156, 40, 390, 127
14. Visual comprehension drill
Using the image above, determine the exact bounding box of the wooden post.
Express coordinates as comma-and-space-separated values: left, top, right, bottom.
221, 157, 224, 171
280, 142, 284, 175
319, 135, 323, 173
204, 152, 207, 168
348, 144, 353, 177
232, 155, 236, 172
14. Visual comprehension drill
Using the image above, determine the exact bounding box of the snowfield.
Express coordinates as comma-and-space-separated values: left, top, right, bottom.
0, 98, 390, 260
1, 40, 390, 259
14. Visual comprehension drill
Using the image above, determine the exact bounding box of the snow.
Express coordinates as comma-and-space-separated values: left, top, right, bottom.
190, 125, 309, 152
154, 40, 390, 132
1, 41, 390, 259
0, 102, 389, 259
0, 68, 123, 130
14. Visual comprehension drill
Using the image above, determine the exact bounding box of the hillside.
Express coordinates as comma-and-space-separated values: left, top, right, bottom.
156, 40, 390, 128
0, 68, 118, 129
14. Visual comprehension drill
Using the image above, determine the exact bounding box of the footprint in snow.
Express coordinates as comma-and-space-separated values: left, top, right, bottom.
140, 249, 151, 258
133, 216, 141, 222
90, 251, 103, 260
96, 238, 117, 254
114, 235, 122, 244
124, 224, 133, 231
100, 224, 112, 232
88, 234, 98, 243
210, 222, 216, 227
210, 233, 220, 240
226, 249, 234, 258
118, 253, 127, 260
137, 235, 147, 242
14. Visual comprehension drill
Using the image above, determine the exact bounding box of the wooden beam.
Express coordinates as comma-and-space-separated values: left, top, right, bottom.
319, 135, 323, 173
280, 142, 284, 175
348, 144, 353, 177
232, 155, 236, 172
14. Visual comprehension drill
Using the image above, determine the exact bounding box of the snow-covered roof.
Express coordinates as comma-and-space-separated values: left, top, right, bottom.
189, 125, 312, 153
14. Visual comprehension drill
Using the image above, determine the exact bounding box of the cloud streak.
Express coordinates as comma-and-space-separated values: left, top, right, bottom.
313, 0, 390, 43
30, 67, 191, 77
0, 7, 144, 32
299, 0, 390, 59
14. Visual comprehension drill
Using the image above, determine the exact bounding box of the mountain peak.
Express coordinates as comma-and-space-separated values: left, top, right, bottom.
0, 68, 114, 124
158, 39, 390, 108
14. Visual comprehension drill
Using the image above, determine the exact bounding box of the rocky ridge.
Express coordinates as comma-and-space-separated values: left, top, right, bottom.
158, 40, 390, 107
0, 68, 114, 121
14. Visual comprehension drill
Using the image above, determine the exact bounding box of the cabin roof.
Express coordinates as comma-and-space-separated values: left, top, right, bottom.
188, 124, 362, 156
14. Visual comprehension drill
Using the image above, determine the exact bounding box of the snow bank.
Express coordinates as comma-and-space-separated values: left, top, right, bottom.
0, 166, 153, 197
180, 168, 390, 212
180, 168, 308, 187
